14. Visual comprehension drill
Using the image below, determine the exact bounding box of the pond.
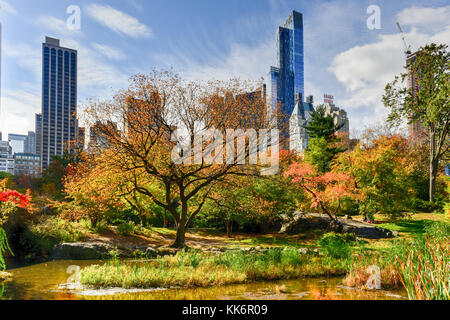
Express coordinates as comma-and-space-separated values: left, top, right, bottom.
1, 259, 407, 300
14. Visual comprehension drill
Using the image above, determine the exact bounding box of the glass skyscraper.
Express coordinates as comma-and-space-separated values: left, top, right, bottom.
40, 37, 78, 170
267, 11, 304, 139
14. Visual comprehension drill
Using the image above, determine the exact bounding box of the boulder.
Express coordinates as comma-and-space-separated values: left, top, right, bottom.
51, 242, 117, 260
0, 271, 12, 282
280, 212, 395, 239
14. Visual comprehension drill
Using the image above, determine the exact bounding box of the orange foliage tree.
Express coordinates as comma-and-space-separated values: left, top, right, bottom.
284, 162, 360, 226
333, 135, 417, 219
83, 70, 280, 248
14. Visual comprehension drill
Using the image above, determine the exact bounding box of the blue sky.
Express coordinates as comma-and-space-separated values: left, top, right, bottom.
0, 0, 449, 137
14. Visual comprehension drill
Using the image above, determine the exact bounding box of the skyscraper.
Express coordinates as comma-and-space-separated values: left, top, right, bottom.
35, 113, 42, 159
25, 131, 36, 154
41, 37, 78, 170
267, 10, 304, 144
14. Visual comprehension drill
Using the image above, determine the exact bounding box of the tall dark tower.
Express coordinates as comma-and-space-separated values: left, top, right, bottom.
267, 11, 304, 146
41, 37, 78, 170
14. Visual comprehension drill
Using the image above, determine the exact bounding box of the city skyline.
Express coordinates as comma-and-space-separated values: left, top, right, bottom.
0, 0, 449, 137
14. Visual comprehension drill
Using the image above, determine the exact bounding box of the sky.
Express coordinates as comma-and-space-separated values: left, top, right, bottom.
0, 0, 449, 138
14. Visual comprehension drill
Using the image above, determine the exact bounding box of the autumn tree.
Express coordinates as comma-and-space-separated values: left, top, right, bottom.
84, 70, 279, 248
333, 135, 417, 219
0, 179, 33, 270
284, 162, 360, 227
383, 43, 449, 202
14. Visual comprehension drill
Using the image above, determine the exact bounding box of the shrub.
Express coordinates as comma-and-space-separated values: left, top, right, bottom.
318, 233, 354, 259
12, 216, 88, 261
117, 221, 136, 236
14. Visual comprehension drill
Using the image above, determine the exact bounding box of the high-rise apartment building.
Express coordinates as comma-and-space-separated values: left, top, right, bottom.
267, 12, 304, 118
8, 134, 28, 155
35, 113, 42, 158
25, 131, 36, 154
267, 11, 304, 145
41, 37, 78, 170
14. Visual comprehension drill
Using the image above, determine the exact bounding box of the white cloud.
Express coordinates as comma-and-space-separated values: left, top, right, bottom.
0, 88, 40, 136
329, 6, 450, 130
37, 15, 82, 38
397, 6, 450, 33
3, 42, 41, 78
62, 39, 129, 100
86, 3, 152, 38
154, 39, 275, 83
92, 43, 126, 60
188, 40, 274, 81
0, 0, 16, 16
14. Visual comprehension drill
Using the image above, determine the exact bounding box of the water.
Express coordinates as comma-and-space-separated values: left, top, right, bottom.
1, 260, 407, 300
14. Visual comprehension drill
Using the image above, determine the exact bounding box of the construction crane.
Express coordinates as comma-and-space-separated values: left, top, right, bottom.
396, 22, 412, 56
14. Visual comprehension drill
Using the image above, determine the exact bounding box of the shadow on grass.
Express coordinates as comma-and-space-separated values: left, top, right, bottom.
378, 220, 432, 235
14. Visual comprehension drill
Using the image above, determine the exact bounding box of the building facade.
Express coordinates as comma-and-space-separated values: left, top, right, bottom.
25, 131, 36, 154
14, 153, 41, 176
267, 10, 304, 141
41, 37, 78, 170
289, 94, 315, 153
8, 134, 28, 155
0, 140, 14, 174
406, 52, 427, 140
35, 113, 42, 159
323, 104, 350, 134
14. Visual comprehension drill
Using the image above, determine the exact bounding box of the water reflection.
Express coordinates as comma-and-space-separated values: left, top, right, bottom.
1, 260, 407, 301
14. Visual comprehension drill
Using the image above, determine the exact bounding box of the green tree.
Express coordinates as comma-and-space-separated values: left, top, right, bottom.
305, 137, 334, 173
333, 135, 417, 220
383, 43, 450, 202
303, 105, 346, 173
304, 105, 345, 142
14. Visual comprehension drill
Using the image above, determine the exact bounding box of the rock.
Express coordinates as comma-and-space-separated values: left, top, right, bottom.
41, 206, 53, 215
51, 242, 117, 260
297, 248, 308, 255
0, 271, 12, 282
280, 212, 395, 239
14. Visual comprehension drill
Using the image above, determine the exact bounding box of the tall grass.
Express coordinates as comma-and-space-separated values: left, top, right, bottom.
81, 248, 349, 289
344, 221, 450, 296
397, 236, 449, 300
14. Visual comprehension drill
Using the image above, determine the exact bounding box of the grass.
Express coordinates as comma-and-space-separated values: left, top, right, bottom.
398, 237, 449, 300
344, 220, 450, 296
26, 216, 89, 247
81, 248, 351, 289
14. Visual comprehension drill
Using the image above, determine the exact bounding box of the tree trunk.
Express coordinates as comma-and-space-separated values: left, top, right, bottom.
91, 217, 98, 229
429, 131, 437, 202
225, 221, 232, 238
172, 224, 186, 248
430, 158, 438, 203
171, 202, 188, 248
